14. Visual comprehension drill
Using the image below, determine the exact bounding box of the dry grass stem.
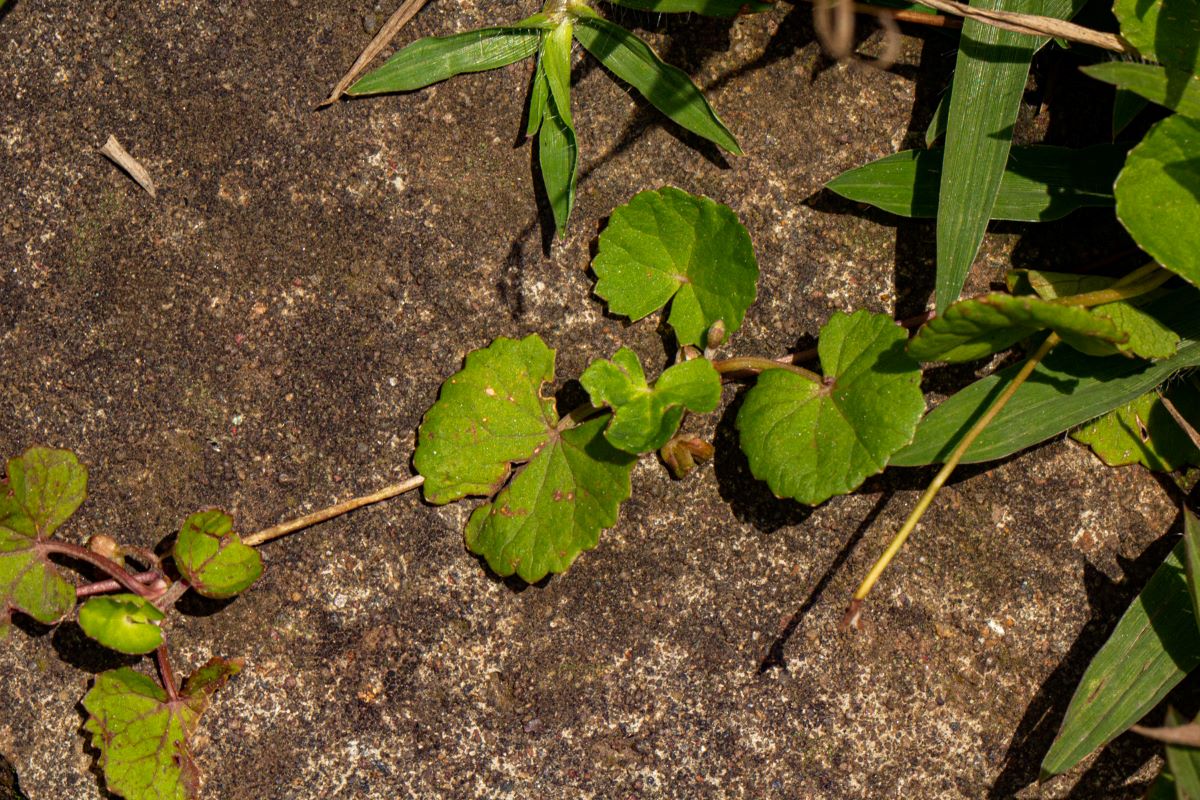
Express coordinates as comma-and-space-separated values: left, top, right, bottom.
98, 135, 157, 198
321, 0, 432, 107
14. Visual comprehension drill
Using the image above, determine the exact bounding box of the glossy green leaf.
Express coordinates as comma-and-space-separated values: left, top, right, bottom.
1117, 115, 1200, 286
347, 24, 544, 96
415, 335, 558, 503
465, 415, 636, 582
78, 593, 165, 655
526, 47, 549, 137
826, 145, 1122, 221
0, 448, 86, 635
581, 349, 721, 453
572, 15, 742, 155
603, 0, 774, 17
539, 24, 579, 235
172, 511, 262, 600
1041, 540, 1200, 777
935, 0, 1080, 312
1084, 63, 1200, 120
1113, 0, 1200, 75
1165, 707, 1200, 800
84, 659, 242, 800
737, 311, 924, 505
907, 293, 1126, 363
891, 296, 1200, 466
592, 187, 758, 347
1072, 384, 1200, 471
543, 23, 573, 127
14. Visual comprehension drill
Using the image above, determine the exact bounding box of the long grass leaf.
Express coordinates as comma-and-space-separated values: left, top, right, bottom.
348, 27, 542, 95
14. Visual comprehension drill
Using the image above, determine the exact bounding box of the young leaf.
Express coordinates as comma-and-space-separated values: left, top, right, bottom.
892, 301, 1200, 466
414, 335, 558, 504
592, 187, 758, 347
1165, 706, 1200, 799
1083, 63, 1200, 120
1072, 385, 1200, 471
465, 415, 636, 582
603, 0, 774, 17
0, 447, 86, 635
526, 49, 549, 137
906, 293, 1126, 363
538, 24, 579, 235
581, 348, 721, 453
934, 0, 1081, 312
172, 511, 262, 600
737, 311, 924, 505
1116, 115, 1200, 287
78, 593, 165, 655
825, 145, 1122, 222
1041, 540, 1200, 777
347, 25, 544, 96
83, 659, 242, 800
572, 15, 742, 155
1113, 0, 1200, 76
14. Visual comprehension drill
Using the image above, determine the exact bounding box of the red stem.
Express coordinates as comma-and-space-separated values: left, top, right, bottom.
40, 541, 160, 601
155, 645, 180, 702
76, 570, 161, 598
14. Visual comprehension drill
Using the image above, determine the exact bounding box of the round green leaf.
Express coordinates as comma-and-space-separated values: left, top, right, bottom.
581, 348, 721, 453
1117, 115, 1200, 286
414, 335, 559, 504
736, 311, 925, 505
1072, 384, 1200, 472
1113, 0, 1200, 75
0, 447, 86, 635
592, 187, 758, 347
77, 593, 165, 655
465, 415, 636, 582
907, 293, 1127, 363
173, 511, 262, 600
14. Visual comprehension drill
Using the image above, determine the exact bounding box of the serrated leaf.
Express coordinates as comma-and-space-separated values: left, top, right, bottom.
891, 293, 1200, 466
1072, 384, 1200, 471
84, 659, 241, 800
0, 447, 86, 635
78, 593, 165, 655
934, 0, 1083, 312
347, 24, 544, 96
736, 311, 924, 505
538, 25, 579, 235
172, 511, 262, 600
415, 335, 559, 504
581, 349, 721, 453
465, 415, 636, 582
826, 145, 1122, 221
603, 0, 774, 17
572, 15, 742, 155
907, 293, 1126, 363
1117, 115, 1200, 286
1041, 538, 1200, 777
1084, 63, 1200, 120
592, 187, 758, 347
1113, 0, 1200, 76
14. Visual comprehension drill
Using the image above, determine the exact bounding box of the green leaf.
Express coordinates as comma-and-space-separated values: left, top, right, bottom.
736, 311, 925, 505
925, 90, 950, 147
543, 23, 573, 127
1187, 510, 1200, 628
538, 25, 579, 235
347, 25, 544, 96
415, 335, 558, 504
526, 47, 549, 137
464, 415, 636, 582
172, 511, 262, 600
1113, 88, 1150, 137
83, 659, 242, 800
603, 0, 774, 17
1041, 540, 1200, 777
1113, 0, 1200, 76
1084, 63, 1200, 120
581, 349, 721, 453
1116, 115, 1200, 286
78, 594, 165, 655
0, 447, 86, 635
1165, 706, 1200, 799
1148, 769, 1179, 800
891, 295, 1200, 466
934, 0, 1081, 312
907, 293, 1126, 363
1071, 384, 1200, 471
592, 187, 758, 347
826, 145, 1122, 221
572, 15, 742, 155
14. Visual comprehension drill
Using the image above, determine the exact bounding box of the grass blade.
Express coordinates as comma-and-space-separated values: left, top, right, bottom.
538, 24, 578, 236
527, 47, 549, 137
1041, 539, 1200, 777
573, 16, 742, 155
826, 144, 1122, 221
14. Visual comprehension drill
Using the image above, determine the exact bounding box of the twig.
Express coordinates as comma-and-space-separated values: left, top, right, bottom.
911, 0, 1131, 52
98, 136, 157, 198
1159, 393, 1200, 451
243, 475, 425, 547
320, 0, 432, 107
1132, 722, 1200, 748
